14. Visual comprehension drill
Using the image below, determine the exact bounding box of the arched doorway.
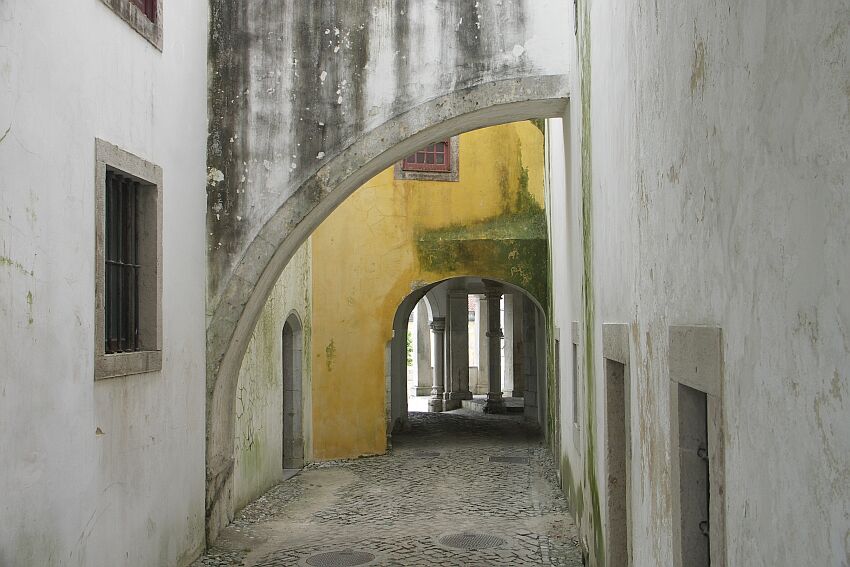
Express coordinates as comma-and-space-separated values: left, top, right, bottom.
389, 276, 549, 434
281, 313, 304, 470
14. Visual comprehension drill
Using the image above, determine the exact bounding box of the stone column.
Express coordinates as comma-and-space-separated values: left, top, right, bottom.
445, 289, 472, 410
503, 293, 515, 396
504, 293, 526, 397
415, 302, 432, 396
477, 295, 489, 395
484, 287, 506, 413
522, 296, 539, 422
428, 317, 446, 412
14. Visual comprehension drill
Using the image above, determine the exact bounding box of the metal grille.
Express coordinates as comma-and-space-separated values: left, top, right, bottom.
402, 139, 451, 172
439, 532, 506, 550
305, 550, 375, 567
489, 456, 530, 464
105, 170, 141, 354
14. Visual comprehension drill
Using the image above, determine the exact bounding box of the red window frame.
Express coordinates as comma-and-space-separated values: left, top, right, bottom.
130, 0, 157, 22
402, 139, 452, 173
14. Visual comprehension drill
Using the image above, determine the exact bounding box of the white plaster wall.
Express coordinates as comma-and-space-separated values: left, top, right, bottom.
548, 0, 850, 565
546, 115, 580, 474
0, 1, 208, 565
233, 240, 312, 513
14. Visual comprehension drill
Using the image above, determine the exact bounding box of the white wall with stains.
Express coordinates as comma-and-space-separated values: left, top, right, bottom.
0, 1, 208, 565
548, 1, 850, 565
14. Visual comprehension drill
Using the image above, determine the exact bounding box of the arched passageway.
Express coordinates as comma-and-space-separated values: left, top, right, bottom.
206, 91, 568, 538
389, 276, 549, 435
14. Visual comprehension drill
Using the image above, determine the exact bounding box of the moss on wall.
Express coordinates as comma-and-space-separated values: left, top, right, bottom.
575, 0, 605, 563
415, 219, 548, 306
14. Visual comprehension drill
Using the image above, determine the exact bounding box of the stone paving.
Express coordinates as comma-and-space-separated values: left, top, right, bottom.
193, 410, 583, 566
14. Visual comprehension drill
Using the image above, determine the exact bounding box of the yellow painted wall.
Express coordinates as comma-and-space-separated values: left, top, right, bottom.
310, 121, 545, 460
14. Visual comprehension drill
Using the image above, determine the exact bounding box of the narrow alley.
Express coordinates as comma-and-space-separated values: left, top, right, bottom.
194, 410, 583, 566
4, 2, 849, 565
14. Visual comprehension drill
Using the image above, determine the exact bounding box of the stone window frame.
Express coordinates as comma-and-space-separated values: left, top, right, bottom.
393, 136, 460, 182
99, 0, 163, 50
668, 325, 726, 567
94, 139, 163, 380
602, 323, 632, 567
571, 321, 581, 430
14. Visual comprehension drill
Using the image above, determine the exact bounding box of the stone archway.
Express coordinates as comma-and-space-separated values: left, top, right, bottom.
205, 80, 569, 542
387, 276, 549, 433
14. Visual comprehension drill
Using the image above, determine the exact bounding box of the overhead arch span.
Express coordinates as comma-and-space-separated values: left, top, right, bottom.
206, 76, 568, 541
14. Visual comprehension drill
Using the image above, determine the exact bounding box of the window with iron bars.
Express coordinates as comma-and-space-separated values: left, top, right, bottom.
104, 170, 143, 354
402, 139, 452, 173
95, 139, 161, 380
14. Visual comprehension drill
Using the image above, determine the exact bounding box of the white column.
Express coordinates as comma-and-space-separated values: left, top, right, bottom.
478, 295, 490, 395
505, 294, 526, 397
503, 293, 515, 396
445, 289, 471, 410
428, 317, 446, 412
415, 302, 432, 396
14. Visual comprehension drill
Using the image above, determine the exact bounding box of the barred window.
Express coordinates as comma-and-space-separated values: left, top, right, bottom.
95, 139, 162, 380
104, 170, 142, 354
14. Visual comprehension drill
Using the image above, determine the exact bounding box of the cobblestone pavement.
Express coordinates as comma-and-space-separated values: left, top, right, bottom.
194, 410, 583, 566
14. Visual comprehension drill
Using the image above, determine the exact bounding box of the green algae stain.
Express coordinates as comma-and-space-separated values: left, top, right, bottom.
325, 339, 336, 372
530, 118, 546, 136
414, 148, 550, 310
25, 290, 33, 324
577, 0, 605, 563
415, 227, 549, 307
515, 166, 543, 216
0, 255, 34, 277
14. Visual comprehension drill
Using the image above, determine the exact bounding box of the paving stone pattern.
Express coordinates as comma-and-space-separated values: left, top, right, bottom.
194, 410, 583, 566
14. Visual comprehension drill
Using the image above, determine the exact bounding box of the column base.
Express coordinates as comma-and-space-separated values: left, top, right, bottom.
458, 390, 473, 400
428, 397, 444, 412
483, 393, 507, 414
503, 390, 524, 398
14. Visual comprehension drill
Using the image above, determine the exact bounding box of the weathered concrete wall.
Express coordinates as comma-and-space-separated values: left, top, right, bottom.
0, 1, 208, 565
233, 241, 312, 514
310, 122, 546, 459
549, 1, 850, 565
207, 0, 568, 302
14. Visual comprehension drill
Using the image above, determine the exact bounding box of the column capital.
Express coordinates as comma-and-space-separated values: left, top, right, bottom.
448, 289, 468, 299
429, 317, 446, 332
486, 329, 504, 339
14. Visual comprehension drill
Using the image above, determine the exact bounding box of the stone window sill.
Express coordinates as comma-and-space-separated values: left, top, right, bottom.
95, 350, 163, 380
